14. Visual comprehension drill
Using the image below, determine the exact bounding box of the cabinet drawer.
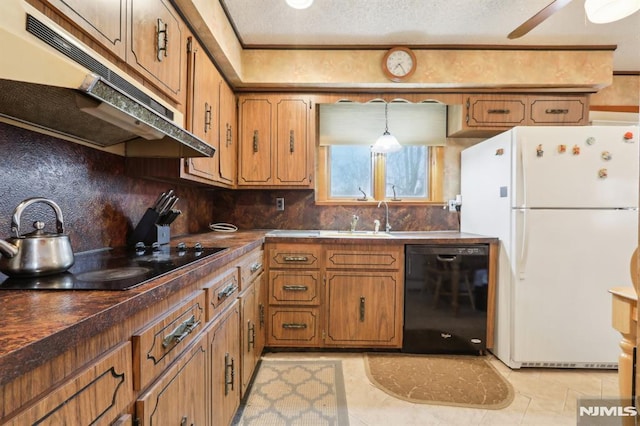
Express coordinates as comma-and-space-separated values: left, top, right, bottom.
269, 270, 320, 305
325, 245, 403, 270
203, 268, 239, 322
6, 342, 133, 426
268, 244, 321, 269
268, 308, 320, 346
528, 98, 588, 125
240, 249, 264, 290
132, 291, 206, 391
467, 96, 527, 127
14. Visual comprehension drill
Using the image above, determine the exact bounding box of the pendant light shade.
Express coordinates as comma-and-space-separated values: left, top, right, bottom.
585, 0, 640, 23
285, 0, 313, 9
371, 103, 402, 154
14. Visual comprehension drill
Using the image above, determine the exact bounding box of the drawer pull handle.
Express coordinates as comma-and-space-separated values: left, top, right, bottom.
226, 123, 233, 147
487, 109, 510, 114
224, 352, 235, 395
289, 130, 295, 153
162, 314, 200, 348
250, 262, 263, 273
283, 285, 308, 292
283, 256, 308, 262
248, 321, 255, 350
253, 130, 259, 152
359, 296, 366, 322
282, 323, 307, 329
545, 108, 569, 114
217, 283, 238, 300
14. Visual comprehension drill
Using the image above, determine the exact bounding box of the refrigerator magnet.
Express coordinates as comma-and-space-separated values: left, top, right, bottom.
586, 136, 596, 145
558, 144, 567, 153
624, 131, 634, 141
601, 151, 612, 161
572, 145, 580, 155
598, 168, 608, 178
536, 144, 544, 157
495, 148, 504, 156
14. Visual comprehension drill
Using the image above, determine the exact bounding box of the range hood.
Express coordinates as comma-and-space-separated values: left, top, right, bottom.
0, 0, 215, 158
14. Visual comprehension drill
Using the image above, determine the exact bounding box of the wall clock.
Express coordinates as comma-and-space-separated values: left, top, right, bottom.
382, 47, 417, 82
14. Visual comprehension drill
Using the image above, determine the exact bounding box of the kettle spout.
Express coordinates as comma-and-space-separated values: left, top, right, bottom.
0, 240, 18, 258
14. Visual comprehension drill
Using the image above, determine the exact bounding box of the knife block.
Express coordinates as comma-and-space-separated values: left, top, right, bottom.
128, 208, 171, 246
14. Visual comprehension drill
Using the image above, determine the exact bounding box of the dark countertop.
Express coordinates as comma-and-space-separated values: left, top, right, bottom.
0, 230, 266, 387
264, 230, 498, 244
0, 229, 498, 386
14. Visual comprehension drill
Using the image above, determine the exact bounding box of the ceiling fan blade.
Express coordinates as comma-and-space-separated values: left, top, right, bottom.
508, 0, 574, 39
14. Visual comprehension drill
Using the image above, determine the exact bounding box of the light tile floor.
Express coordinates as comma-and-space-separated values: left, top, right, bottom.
260, 351, 619, 426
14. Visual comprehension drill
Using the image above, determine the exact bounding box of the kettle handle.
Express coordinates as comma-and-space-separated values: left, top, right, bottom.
11, 198, 65, 237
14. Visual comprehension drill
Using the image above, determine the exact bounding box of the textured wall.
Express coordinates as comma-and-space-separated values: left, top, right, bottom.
0, 123, 214, 252
209, 189, 460, 232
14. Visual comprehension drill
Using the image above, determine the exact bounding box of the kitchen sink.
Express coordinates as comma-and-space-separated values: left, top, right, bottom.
317, 230, 393, 238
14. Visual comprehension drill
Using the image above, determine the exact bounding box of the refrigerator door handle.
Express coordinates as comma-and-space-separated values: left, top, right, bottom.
518, 209, 529, 280
520, 137, 528, 208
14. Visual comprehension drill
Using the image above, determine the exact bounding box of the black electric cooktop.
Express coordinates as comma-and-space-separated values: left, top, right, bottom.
0, 244, 228, 291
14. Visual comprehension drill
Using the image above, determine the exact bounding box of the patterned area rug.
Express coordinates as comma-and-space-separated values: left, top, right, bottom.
233, 360, 349, 425
365, 353, 514, 409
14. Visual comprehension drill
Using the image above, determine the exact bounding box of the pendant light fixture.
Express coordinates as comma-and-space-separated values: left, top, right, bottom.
371, 103, 402, 154
286, 0, 314, 9
585, 0, 640, 23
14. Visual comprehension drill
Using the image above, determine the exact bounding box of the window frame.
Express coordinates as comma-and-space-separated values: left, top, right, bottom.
315, 144, 444, 205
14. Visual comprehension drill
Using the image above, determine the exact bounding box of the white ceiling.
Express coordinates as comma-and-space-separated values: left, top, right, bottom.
220, 0, 640, 71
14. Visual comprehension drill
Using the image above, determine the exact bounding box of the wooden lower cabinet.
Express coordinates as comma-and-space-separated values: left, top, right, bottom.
5, 342, 133, 426
136, 338, 207, 426
265, 242, 404, 349
208, 299, 241, 426
324, 271, 402, 347
240, 280, 258, 397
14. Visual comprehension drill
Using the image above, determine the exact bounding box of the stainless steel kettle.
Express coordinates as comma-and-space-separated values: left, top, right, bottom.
0, 198, 75, 277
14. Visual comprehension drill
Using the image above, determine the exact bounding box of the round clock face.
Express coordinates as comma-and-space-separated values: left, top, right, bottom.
383, 47, 416, 81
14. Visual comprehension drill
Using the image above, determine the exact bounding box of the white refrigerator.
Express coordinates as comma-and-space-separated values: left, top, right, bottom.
461, 125, 639, 369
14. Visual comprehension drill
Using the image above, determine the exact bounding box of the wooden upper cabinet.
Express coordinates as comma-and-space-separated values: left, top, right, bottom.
218, 79, 237, 186
184, 36, 221, 183
275, 98, 311, 185
127, 0, 186, 104
238, 95, 314, 188
42, 0, 127, 58
239, 98, 273, 185
448, 94, 590, 137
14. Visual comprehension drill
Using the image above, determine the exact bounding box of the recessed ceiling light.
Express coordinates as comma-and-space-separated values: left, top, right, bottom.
286, 0, 313, 9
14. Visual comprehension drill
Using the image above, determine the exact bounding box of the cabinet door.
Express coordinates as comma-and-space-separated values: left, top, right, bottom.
209, 300, 240, 426
467, 95, 527, 127
325, 271, 402, 347
239, 98, 273, 185
528, 96, 588, 125
136, 339, 206, 426
255, 272, 267, 360
240, 284, 257, 397
184, 37, 220, 182
43, 0, 126, 59
218, 80, 237, 186
128, 0, 186, 103
6, 343, 133, 426
275, 98, 311, 185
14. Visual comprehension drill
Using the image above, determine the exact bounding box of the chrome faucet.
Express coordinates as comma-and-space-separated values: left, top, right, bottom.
377, 200, 391, 233
350, 214, 359, 232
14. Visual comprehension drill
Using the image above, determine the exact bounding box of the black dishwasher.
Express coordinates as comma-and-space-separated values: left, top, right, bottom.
403, 244, 489, 355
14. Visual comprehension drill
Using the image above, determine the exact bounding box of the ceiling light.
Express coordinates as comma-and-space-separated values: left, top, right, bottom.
371, 103, 402, 154
286, 0, 313, 9
584, 0, 640, 23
